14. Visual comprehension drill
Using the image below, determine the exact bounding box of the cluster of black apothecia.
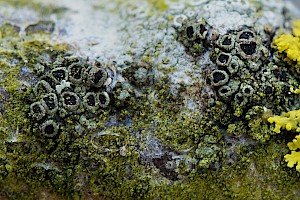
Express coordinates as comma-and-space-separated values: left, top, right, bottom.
29, 57, 111, 137
209, 28, 269, 103
176, 17, 291, 118
179, 24, 269, 103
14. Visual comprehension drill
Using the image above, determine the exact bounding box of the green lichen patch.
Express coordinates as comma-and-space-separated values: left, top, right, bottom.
0, 23, 20, 38
145, 139, 300, 200
221, 140, 300, 199
0, 22, 74, 199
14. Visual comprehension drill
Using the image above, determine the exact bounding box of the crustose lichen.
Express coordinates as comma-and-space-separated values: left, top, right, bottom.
29, 57, 112, 137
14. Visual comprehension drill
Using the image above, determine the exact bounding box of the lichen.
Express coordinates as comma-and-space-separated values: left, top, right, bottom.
284, 133, 300, 172
2, 1, 300, 200
273, 34, 300, 64
176, 20, 293, 143
0, 20, 73, 199
268, 109, 300, 133
267, 109, 300, 172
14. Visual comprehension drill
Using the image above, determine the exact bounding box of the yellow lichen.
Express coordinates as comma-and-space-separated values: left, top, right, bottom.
273, 20, 300, 64
284, 134, 300, 172
268, 110, 300, 172
293, 20, 300, 37
287, 134, 300, 150
267, 109, 300, 133
284, 151, 300, 171
273, 34, 300, 64
290, 86, 300, 94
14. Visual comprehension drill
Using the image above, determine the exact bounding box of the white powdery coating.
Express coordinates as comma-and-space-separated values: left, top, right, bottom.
50, 0, 123, 59
201, 0, 257, 34
191, 0, 290, 34
255, 0, 287, 28
0, 5, 39, 28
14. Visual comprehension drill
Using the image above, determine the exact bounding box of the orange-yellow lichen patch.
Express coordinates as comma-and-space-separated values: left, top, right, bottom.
290, 86, 300, 94
273, 19, 300, 65
284, 151, 300, 171
273, 34, 300, 64
268, 110, 300, 172
267, 109, 300, 133
284, 134, 300, 172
